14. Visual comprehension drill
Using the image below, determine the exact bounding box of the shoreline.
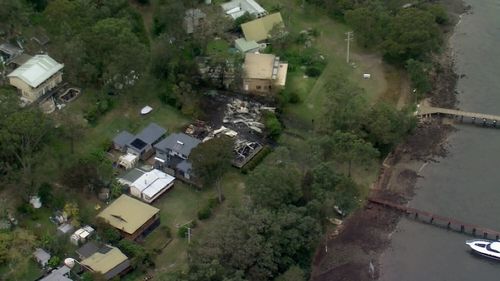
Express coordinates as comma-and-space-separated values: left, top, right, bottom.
310, 1, 468, 280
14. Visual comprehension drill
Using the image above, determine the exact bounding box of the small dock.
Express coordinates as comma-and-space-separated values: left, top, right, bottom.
417, 105, 500, 126
369, 197, 500, 240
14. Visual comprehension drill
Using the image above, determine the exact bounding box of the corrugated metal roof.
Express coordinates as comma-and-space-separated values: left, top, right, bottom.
243, 53, 276, 79
154, 133, 201, 158
241, 13, 283, 42
81, 245, 129, 279
7, 54, 63, 88
97, 195, 159, 235
235, 38, 259, 53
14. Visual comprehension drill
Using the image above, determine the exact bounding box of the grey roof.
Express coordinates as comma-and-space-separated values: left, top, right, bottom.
34, 248, 51, 265
113, 131, 134, 147
154, 133, 201, 157
39, 266, 72, 281
105, 259, 131, 280
0, 43, 22, 57
176, 160, 192, 174
134, 123, 166, 144
119, 168, 145, 183
76, 241, 99, 259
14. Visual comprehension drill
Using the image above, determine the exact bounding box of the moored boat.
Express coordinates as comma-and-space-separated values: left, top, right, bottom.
466, 239, 500, 260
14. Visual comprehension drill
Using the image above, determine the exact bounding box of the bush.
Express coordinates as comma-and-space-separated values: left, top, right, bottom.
305, 67, 322, 77
264, 112, 283, 140
197, 206, 212, 220
48, 256, 61, 268
177, 221, 196, 238
38, 182, 53, 206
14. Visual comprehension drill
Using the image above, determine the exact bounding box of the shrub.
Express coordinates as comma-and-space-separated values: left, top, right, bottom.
264, 112, 283, 140
177, 221, 196, 238
197, 206, 212, 220
305, 67, 322, 77
48, 256, 61, 268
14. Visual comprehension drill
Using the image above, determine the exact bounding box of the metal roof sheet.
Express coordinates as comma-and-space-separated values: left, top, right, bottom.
7, 54, 63, 88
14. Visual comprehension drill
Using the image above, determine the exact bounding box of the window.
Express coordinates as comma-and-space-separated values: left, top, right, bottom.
256, 86, 262, 90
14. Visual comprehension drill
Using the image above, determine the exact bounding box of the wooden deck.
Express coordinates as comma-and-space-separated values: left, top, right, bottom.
417, 105, 500, 122
369, 197, 500, 240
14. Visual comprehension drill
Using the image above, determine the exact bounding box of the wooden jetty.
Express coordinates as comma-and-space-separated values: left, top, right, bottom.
417, 105, 500, 126
369, 197, 500, 240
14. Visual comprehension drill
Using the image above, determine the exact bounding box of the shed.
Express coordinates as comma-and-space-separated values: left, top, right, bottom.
235, 38, 260, 53
57, 223, 74, 235
33, 248, 51, 267
39, 266, 72, 281
134, 123, 167, 145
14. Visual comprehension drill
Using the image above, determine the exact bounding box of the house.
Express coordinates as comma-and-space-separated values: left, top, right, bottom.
76, 241, 100, 260
235, 38, 260, 53
184, 9, 206, 34
117, 168, 175, 203
38, 266, 73, 281
80, 244, 130, 280
112, 123, 167, 161
221, 0, 267, 19
0, 43, 23, 61
7, 54, 64, 104
241, 13, 283, 42
154, 133, 201, 180
33, 248, 51, 268
112, 131, 134, 152
242, 53, 288, 94
97, 195, 160, 240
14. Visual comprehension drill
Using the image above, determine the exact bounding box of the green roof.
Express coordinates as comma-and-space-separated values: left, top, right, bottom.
241, 13, 284, 42
235, 38, 260, 53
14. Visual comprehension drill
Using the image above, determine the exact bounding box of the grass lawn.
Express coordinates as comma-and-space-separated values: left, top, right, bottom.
139, 170, 246, 279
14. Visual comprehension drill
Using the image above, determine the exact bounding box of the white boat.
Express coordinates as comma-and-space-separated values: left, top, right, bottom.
466, 239, 500, 260
140, 105, 153, 115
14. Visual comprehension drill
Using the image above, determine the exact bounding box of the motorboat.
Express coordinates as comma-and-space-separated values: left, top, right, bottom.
466, 239, 500, 260
140, 105, 153, 115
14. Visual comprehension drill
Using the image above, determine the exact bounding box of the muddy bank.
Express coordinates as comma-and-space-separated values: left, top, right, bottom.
310, 1, 466, 280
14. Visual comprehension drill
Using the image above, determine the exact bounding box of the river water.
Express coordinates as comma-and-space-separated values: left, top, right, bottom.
379, 0, 500, 280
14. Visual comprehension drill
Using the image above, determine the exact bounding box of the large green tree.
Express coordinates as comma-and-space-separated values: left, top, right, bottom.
312, 131, 379, 177
345, 2, 390, 48
382, 8, 441, 63
190, 136, 233, 203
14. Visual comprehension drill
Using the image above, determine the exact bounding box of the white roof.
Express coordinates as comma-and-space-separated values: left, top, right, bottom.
8, 54, 63, 88
133, 169, 175, 198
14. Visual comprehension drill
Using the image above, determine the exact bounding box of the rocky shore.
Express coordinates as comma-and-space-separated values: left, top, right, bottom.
310, 1, 468, 280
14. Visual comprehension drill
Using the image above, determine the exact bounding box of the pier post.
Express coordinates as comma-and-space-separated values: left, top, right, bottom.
472, 228, 476, 236
484, 232, 488, 239
494, 120, 497, 128
430, 217, 434, 224
447, 222, 451, 229
461, 225, 465, 232
472, 117, 476, 124
496, 235, 499, 240
460, 116, 463, 122
414, 213, 419, 219
482, 118, 486, 126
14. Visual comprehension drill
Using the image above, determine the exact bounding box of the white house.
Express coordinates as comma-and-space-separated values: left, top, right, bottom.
118, 168, 175, 203
221, 0, 267, 19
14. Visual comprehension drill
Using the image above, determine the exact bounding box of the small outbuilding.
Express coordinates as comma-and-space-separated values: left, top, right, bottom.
242, 53, 288, 94
235, 38, 260, 54
33, 248, 51, 268
39, 266, 73, 281
112, 131, 134, 152
221, 0, 267, 19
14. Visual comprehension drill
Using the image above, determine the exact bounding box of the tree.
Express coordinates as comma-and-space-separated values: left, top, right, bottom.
345, 2, 390, 48
320, 78, 368, 133
382, 8, 441, 63
311, 131, 379, 177
406, 59, 432, 94
0, 109, 52, 199
84, 18, 148, 87
275, 266, 306, 281
190, 136, 233, 203
246, 161, 302, 209
188, 206, 320, 281
363, 102, 416, 152
61, 150, 113, 193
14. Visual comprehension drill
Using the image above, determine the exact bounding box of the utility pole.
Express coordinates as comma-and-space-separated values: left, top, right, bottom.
187, 227, 192, 244
345, 31, 354, 64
